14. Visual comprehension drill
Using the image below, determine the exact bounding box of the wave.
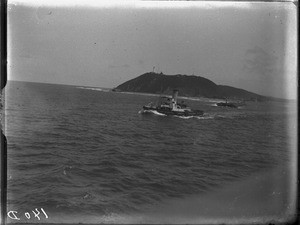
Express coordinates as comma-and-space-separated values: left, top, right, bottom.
77, 86, 110, 92
44, 164, 292, 225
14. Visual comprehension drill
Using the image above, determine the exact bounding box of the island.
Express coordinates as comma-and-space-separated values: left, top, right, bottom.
113, 72, 277, 102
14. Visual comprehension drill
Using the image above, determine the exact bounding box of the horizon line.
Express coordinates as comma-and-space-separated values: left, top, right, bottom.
5, 79, 296, 101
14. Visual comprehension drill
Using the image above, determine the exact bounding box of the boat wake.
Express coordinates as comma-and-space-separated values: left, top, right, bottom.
139, 110, 214, 120
139, 109, 247, 120
173, 114, 214, 120
138, 109, 167, 116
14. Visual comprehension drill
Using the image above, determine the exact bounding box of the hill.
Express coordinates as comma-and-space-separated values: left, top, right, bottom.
114, 72, 273, 101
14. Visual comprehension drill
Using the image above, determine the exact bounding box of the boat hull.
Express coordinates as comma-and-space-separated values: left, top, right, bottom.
216, 102, 238, 108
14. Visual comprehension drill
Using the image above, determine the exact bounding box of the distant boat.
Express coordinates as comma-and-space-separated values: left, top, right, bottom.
142, 90, 204, 117
111, 88, 121, 92
216, 99, 238, 108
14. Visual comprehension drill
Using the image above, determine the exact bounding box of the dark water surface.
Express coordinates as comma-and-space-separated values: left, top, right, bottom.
4, 81, 296, 223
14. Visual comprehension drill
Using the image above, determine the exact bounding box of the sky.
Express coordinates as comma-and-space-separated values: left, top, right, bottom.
7, 0, 297, 99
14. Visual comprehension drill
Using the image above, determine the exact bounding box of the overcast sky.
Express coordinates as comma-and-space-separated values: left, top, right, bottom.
7, 0, 297, 99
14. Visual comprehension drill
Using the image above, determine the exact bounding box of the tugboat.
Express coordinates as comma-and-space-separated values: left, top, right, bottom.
142, 90, 204, 117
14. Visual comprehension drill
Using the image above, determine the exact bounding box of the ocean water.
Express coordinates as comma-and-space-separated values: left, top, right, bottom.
4, 81, 297, 224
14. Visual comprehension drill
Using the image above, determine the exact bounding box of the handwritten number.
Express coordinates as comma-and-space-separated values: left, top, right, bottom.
32, 208, 41, 220
7, 211, 20, 220
41, 208, 48, 218
8, 208, 48, 220
25, 212, 30, 219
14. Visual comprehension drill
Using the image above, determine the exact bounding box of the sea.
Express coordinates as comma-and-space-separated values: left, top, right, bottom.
3, 80, 297, 224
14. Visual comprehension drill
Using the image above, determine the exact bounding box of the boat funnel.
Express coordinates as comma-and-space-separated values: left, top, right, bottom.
172, 89, 179, 103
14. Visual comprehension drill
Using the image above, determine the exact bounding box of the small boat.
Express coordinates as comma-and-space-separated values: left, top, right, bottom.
216, 99, 238, 108
142, 90, 204, 116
